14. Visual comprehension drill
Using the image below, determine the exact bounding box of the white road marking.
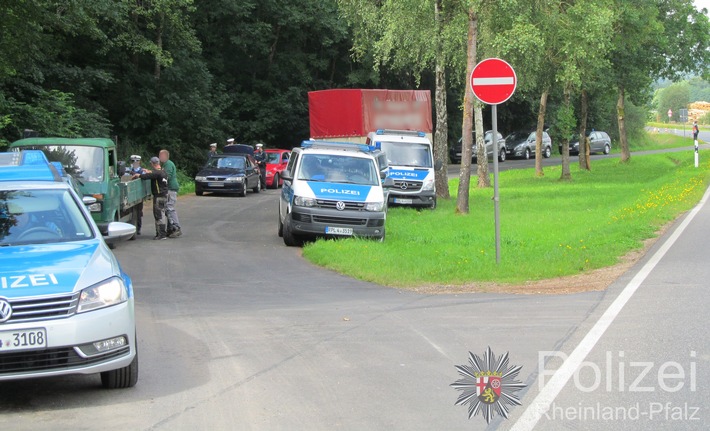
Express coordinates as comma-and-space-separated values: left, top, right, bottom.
472, 77, 515, 86
509, 185, 710, 431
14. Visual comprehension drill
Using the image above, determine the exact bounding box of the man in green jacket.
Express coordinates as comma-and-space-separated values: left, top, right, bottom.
159, 149, 182, 238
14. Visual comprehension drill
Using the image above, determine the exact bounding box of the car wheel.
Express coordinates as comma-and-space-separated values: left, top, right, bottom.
498, 149, 506, 162
604, 144, 610, 155
253, 177, 260, 193
240, 183, 247, 197
282, 215, 302, 247
270, 174, 279, 189
277, 213, 284, 237
524, 148, 530, 160
101, 349, 138, 389
543, 146, 551, 158
195, 189, 203, 196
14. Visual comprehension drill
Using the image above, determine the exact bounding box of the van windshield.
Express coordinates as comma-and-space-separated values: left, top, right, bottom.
379, 141, 432, 168
17, 145, 104, 182
298, 154, 379, 186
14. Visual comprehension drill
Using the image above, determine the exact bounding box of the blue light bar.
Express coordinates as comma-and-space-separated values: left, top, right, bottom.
0, 150, 60, 182
301, 140, 377, 153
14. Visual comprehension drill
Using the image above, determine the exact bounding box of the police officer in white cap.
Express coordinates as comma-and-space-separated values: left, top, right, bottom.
254, 143, 267, 190
207, 143, 218, 159
226, 138, 235, 146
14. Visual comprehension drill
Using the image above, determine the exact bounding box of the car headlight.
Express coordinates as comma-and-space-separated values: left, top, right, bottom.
515, 144, 525, 150
294, 196, 316, 207
365, 202, 385, 212
88, 202, 102, 213
77, 277, 128, 313
225, 176, 244, 183
422, 179, 435, 191
195, 176, 206, 182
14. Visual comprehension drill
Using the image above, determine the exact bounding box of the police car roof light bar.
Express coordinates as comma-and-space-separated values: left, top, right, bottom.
300, 141, 377, 153
0, 150, 62, 183
375, 129, 426, 138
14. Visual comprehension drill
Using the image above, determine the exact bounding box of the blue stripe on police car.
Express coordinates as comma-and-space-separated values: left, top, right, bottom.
306, 181, 371, 202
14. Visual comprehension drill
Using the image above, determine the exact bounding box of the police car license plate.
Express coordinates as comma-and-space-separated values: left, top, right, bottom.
0, 328, 47, 351
325, 227, 353, 236
207, 182, 224, 187
394, 198, 413, 204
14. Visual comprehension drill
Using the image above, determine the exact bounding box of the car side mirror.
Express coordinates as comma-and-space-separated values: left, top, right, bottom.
383, 177, 395, 188
105, 221, 136, 244
379, 170, 388, 180
281, 170, 293, 181
434, 160, 443, 171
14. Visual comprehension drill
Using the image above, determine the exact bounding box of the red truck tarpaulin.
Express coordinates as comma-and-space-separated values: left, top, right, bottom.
308, 89, 432, 139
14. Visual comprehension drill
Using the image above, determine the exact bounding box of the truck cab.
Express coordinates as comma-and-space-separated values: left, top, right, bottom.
9, 138, 149, 243
366, 129, 437, 209
278, 141, 390, 246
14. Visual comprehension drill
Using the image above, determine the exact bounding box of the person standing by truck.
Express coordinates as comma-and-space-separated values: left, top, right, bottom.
159, 149, 182, 238
128, 155, 146, 237
133, 156, 169, 240
693, 121, 700, 141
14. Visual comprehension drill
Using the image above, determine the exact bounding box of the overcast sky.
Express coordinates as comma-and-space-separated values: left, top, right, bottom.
695, 0, 710, 12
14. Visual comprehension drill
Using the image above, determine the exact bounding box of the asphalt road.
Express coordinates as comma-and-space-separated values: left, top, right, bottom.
0, 189, 605, 431
0, 142, 708, 430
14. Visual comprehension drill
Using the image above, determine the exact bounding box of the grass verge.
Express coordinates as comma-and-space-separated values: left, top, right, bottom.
302, 152, 710, 288
628, 132, 701, 152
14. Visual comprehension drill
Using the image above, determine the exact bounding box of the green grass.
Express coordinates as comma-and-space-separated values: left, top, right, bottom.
628, 132, 701, 152
646, 121, 689, 128
177, 170, 195, 195
302, 152, 710, 288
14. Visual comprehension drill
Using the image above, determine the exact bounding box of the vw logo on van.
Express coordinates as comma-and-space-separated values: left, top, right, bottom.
335, 201, 346, 211
0, 299, 13, 323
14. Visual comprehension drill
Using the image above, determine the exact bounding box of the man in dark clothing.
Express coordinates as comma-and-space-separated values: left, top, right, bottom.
254, 143, 267, 190
128, 155, 146, 237
693, 121, 700, 141
133, 156, 169, 240
207, 143, 218, 159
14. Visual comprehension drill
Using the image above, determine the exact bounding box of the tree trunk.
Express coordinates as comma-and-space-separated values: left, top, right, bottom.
154, 12, 164, 80
579, 89, 590, 170
560, 90, 572, 181
433, 0, 450, 199
617, 85, 631, 163
456, 9, 477, 214
534, 89, 548, 177
475, 100, 489, 187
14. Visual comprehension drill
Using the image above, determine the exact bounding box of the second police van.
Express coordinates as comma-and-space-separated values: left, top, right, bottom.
278, 141, 392, 246
366, 129, 439, 209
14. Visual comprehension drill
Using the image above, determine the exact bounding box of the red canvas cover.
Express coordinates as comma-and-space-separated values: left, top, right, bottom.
309, 89, 432, 139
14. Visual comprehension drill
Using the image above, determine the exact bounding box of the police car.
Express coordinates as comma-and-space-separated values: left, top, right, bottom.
278, 141, 392, 246
0, 151, 138, 388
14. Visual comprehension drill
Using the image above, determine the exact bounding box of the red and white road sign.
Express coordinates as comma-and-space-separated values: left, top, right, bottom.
667, 109, 673, 118
470, 58, 517, 105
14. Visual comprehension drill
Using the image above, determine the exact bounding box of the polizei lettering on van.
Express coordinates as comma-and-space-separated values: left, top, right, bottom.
1, 274, 60, 289
320, 188, 360, 196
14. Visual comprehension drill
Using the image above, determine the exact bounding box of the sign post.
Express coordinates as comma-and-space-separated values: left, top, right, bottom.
667, 109, 673, 122
470, 58, 517, 264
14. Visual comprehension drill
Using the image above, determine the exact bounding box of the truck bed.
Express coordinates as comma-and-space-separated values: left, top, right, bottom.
119, 177, 151, 209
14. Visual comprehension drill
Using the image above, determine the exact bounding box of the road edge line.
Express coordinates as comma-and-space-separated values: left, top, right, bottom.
508, 185, 710, 431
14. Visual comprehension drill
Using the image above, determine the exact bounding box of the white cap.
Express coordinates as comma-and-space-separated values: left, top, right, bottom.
227, 138, 235, 143
130, 155, 141, 162
210, 142, 217, 147
256, 143, 264, 148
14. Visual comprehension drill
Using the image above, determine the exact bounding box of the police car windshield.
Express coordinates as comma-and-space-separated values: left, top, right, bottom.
20, 145, 104, 182
379, 141, 432, 168
207, 156, 246, 170
0, 189, 94, 246
297, 154, 379, 186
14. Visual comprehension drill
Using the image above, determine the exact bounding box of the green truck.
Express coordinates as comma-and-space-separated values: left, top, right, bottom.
10, 138, 150, 243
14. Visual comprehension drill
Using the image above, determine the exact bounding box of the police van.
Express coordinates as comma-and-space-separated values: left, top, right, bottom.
366, 129, 439, 209
0, 151, 138, 388
278, 141, 392, 246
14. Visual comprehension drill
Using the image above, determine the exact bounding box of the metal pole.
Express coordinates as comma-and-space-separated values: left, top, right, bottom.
492, 104, 501, 264
695, 138, 699, 168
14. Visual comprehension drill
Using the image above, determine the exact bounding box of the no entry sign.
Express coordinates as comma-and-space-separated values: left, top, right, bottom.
470, 58, 517, 105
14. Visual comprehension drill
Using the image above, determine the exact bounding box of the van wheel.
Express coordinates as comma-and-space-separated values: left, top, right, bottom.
282, 215, 302, 247
429, 198, 437, 210
377, 229, 386, 242
101, 351, 138, 389
277, 211, 284, 238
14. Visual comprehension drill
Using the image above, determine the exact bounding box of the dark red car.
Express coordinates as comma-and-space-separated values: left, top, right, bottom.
265, 149, 290, 189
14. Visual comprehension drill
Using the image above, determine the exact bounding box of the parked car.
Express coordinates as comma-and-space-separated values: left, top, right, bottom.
505, 131, 553, 159
265, 149, 290, 189
449, 131, 506, 164
194, 153, 262, 197
560, 130, 612, 155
